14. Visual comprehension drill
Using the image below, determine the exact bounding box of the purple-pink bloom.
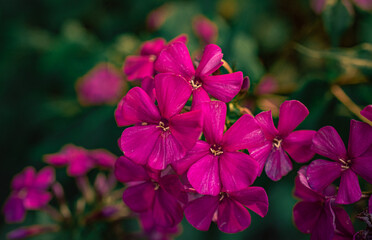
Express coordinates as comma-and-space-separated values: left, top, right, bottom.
139, 211, 180, 240
172, 101, 262, 195
155, 42, 243, 106
115, 75, 203, 170
361, 105, 372, 122
76, 63, 125, 106
3, 167, 55, 223
184, 186, 268, 233
248, 100, 316, 181
123, 35, 187, 81
44, 144, 116, 176
114, 156, 187, 228
306, 120, 372, 204
293, 167, 355, 240
192, 15, 218, 45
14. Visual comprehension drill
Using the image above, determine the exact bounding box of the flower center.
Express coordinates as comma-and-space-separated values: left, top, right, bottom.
153, 182, 160, 190
272, 138, 282, 149
156, 120, 169, 132
219, 192, 229, 201
339, 158, 351, 170
210, 144, 223, 156
190, 77, 202, 89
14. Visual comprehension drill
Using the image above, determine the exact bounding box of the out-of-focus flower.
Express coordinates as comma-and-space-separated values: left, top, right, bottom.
184, 186, 268, 233
361, 105, 372, 122
115, 76, 203, 170
172, 101, 262, 196
76, 63, 125, 106
306, 120, 372, 204
147, 4, 174, 31
115, 156, 187, 228
44, 144, 116, 177
192, 15, 218, 45
155, 42, 243, 107
311, 0, 372, 14
248, 100, 316, 181
293, 167, 355, 240
3, 167, 55, 223
7, 224, 59, 240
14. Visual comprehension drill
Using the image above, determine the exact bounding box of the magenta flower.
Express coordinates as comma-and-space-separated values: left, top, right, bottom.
139, 211, 180, 240
76, 63, 125, 106
44, 144, 116, 176
184, 186, 268, 233
114, 156, 187, 228
247, 100, 316, 181
172, 101, 262, 195
123, 35, 187, 81
155, 42, 243, 106
3, 167, 55, 223
115, 75, 203, 170
192, 15, 218, 44
293, 167, 354, 240
306, 120, 372, 204
361, 105, 372, 122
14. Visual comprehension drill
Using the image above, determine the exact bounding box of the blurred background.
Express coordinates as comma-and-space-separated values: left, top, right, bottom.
1, 0, 372, 239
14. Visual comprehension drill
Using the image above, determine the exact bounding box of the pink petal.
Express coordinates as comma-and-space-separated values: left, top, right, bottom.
361, 105, 372, 121
222, 114, 266, 152
229, 187, 269, 217
312, 126, 348, 161
115, 87, 161, 126
307, 159, 342, 191
114, 156, 150, 183
351, 146, 372, 183
335, 170, 362, 204
196, 44, 223, 77
333, 205, 355, 238
249, 142, 272, 176
89, 149, 116, 169
154, 42, 195, 80
141, 76, 155, 102
12, 167, 36, 190
255, 110, 278, 140
123, 182, 156, 212
3, 196, 26, 223
43, 153, 69, 166
140, 38, 166, 56
294, 166, 322, 202
67, 155, 94, 176
293, 201, 322, 234
120, 125, 161, 165
152, 188, 184, 227
217, 198, 251, 233
168, 34, 188, 45
311, 0, 326, 13
159, 175, 188, 205
311, 200, 336, 240
353, 0, 372, 10
187, 154, 220, 196
34, 167, 55, 189
199, 101, 226, 145
170, 110, 203, 152
191, 87, 210, 110
277, 100, 309, 137
171, 141, 210, 175
184, 195, 219, 231
24, 189, 52, 209
219, 152, 258, 192
201, 72, 243, 102
265, 147, 292, 181
282, 130, 316, 163
154, 73, 192, 119
348, 119, 372, 159
123, 55, 155, 80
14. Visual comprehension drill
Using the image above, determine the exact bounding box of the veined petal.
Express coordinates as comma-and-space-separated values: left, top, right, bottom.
140, 38, 166, 56
222, 114, 266, 152
361, 105, 372, 121
277, 100, 309, 137
114, 156, 149, 183
249, 142, 272, 176
3, 196, 26, 223
123, 55, 155, 80
159, 175, 188, 205
123, 182, 156, 212
187, 154, 220, 196
307, 159, 342, 191
115, 87, 161, 126
293, 201, 322, 234
184, 195, 219, 231
351, 146, 372, 183
294, 166, 322, 202
348, 119, 372, 159
335, 170, 362, 204
155, 73, 192, 119
255, 111, 278, 140
199, 101, 226, 145
171, 141, 210, 175
191, 87, 210, 110
219, 152, 258, 192
201, 72, 243, 103
120, 125, 160, 165
196, 44, 223, 77
154, 42, 195, 80
283, 130, 316, 163
217, 198, 251, 233
34, 167, 55, 189
229, 187, 269, 217
311, 200, 335, 240
265, 147, 292, 181
312, 126, 347, 161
